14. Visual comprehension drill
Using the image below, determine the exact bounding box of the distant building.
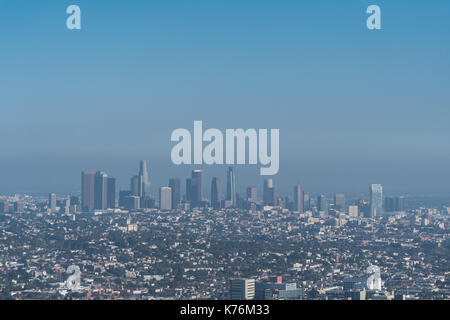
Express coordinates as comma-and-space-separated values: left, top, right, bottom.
13, 201, 24, 213
159, 187, 172, 210
107, 177, 116, 209
0, 201, 9, 213
48, 193, 56, 213
169, 178, 181, 210
81, 171, 95, 212
370, 184, 383, 217
348, 205, 359, 218
246, 187, 257, 203
294, 185, 304, 213
385, 196, 405, 212
318, 195, 328, 216
226, 167, 236, 207
211, 177, 222, 209
303, 191, 310, 211
94, 171, 108, 210
229, 279, 255, 300
263, 179, 275, 206
124, 195, 140, 210
334, 193, 346, 211
190, 170, 202, 207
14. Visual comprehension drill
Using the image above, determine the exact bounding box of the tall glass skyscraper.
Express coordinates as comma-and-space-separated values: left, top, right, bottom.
226, 167, 236, 207
191, 170, 202, 207
211, 177, 222, 209
81, 171, 95, 212
294, 185, 303, 214
369, 184, 383, 217
169, 178, 181, 210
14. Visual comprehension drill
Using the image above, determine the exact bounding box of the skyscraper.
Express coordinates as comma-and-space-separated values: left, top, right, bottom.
263, 179, 275, 206
169, 178, 181, 210
211, 177, 222, 209
139, 160, 150, 195
318, 195, 328, 216
94, 171, 108, 210
294, 185, 304, 213
334, 193, 346, 211
130, 175, 143, 197
186, 178, 192, 202
107, 177, 116, 209
226, 167, 236, 207
159, 187, 172, 210
81, 171, 95, 212
48, 193, 56, 213
369, 184, 383, 217
191, 170, 202, 207
303, 191, 310, 211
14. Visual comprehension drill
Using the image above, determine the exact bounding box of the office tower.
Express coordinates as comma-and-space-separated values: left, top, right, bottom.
226, 167, 236, 207
124, 195, 140, 210
169, 178, 181, 210
107, 177, 116, 209
334, 193, 346, 210
246, 187, 257, 203
369, 184, 383, 217
141, 196, 155, 209
130, 175, 143, 197
186, 178, 192, 202
385, 196, 405, 212
230, 279, 255, 300
0, 201, 9, 213
303, 191, 310, 211
263, 179, 275, 206
119, 191, 132, 207
94, 171, 108, 210
159, 187, 172, 210
294, 185, 304, 213
81, 171, 95, 212
318, 195, 328, 216
48, 193, 56, 213
139, 160, 150, 195
191, 170, 202, 207
348, 205, 359, 217
211, 177, 222, 209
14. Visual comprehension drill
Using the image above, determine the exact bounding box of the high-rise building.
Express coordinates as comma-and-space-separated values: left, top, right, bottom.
130, 175, 143, 197
211, 177, 222, 209
334, 193, 346, 211
94, 171, 108, 210
159, 187, 172, 210
294, 185, 304, 213
226, 167, 236, 207
107, 177, 116, 209
169, 178, 181, 210
13, 201, 24, 213
81, 171, 95, 212
263, 179, 275, 206
369, 184, 383, 217
230, 279, 255, 300
318, 195, 328, 216
303, 191, 310, 211
348, 205, 359, 217
139, 160, 150, 195
48, 193, 56, 213
385, 196, 405, 212
191, 170, 202, 207
246, 187, 257, 203
186, 178, 192, 202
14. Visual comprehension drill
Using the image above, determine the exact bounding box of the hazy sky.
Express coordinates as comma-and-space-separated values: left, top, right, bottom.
0, 0, 449, 197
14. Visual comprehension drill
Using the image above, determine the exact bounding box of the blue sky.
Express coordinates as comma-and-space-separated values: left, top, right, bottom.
0, 0, 449, 197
